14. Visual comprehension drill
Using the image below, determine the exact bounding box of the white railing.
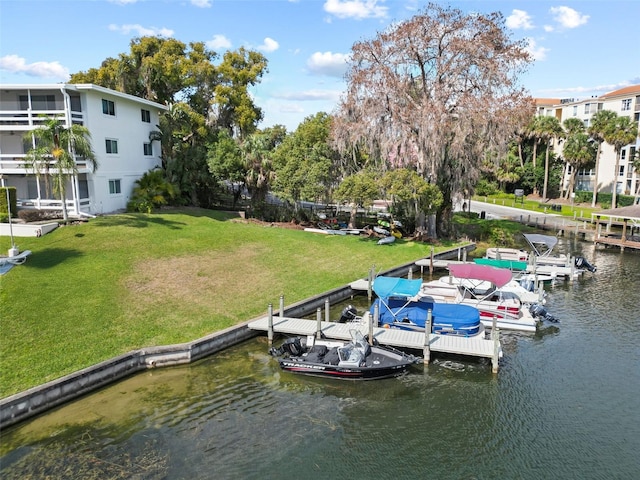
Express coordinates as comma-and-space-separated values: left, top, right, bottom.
0, 154, 93, 173
0, 110, 70, 128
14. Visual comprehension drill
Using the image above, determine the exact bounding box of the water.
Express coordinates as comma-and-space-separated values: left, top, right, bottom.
1, 239, 639, 479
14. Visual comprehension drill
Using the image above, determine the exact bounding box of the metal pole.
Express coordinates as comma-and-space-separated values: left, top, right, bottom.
423, 309, 432, 364
325, 298, 330, 323
267, 304, 274, 346
316, 308, 322, 339
279, 295, 284, 317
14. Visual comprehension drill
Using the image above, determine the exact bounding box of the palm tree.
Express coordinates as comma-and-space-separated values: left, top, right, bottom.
561, 130, 596, 200
23, 118, 97, 222
603, 115, 639, 208
538, 115, 564, 200
587, 110, 617, 207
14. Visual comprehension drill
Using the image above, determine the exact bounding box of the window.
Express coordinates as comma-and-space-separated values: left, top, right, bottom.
584, 103, 591, 114
573, 106, 577, 116
102, 99, 115, 116
141, 109, 151, 123
619, 165, 625, 177
621, 99, 631, 111
105, 139, 118, 154
109, 179, 121, 195
621, 149, 626, 161
19, 94, 57, 110
143, 143, 153, 156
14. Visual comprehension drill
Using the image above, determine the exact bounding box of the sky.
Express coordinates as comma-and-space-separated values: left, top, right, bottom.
1, 0, 639, 132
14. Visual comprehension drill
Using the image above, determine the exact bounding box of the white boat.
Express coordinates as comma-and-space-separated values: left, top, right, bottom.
487, 234, 596, 277
418, 263, 556, 332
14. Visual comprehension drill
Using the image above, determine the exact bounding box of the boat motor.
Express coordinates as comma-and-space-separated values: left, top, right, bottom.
574, 256, 597, 272
339, 305, 358, 323
529, 303, 559, 323
269, 337, 304, 357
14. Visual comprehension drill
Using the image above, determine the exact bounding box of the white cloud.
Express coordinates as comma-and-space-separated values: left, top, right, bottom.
273, 89, 342, 101
258, 38, 279, 53
506, 9, 534, 30
108, 0, 138, 5
191, 0, 212, 7
524, 38, 549, 62
108, 24, 174, 37
206, 34, 232, 50
307, 51, 350, 77
549, 6, 589, 29
0, 54, 70, 80
323, 0, 388, 20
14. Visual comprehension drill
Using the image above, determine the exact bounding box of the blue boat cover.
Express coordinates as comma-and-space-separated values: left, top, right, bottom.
372, 276, 422, 298
372, 297, 480, 329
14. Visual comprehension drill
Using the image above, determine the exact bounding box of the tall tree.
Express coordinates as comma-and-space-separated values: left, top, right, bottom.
561, 118, 596, 200
587, 110, 617, 207
23, 118, 97, 222
331, 3, 533, 238
603, 115, 639, 208
538, 116, 565, 200
273, 113, 339, 206
333, 170, 380, 228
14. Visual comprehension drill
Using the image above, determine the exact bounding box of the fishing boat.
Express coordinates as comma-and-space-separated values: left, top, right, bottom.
269, 329, 420, 380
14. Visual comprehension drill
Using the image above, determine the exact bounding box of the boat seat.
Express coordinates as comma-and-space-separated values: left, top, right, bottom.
338, 345, 364, 367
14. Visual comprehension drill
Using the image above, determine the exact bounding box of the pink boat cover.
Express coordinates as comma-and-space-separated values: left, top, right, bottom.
448, 263, 512, 288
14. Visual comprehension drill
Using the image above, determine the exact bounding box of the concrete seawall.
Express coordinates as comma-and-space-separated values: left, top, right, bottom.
0, 245, 473, 429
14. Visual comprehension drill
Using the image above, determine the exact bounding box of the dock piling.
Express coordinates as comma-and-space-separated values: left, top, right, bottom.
279, 295, 284, 317
325, 298, 330, 323
267, 303, 274, 345
423, 309, 432, 364
316, 308, 322, 339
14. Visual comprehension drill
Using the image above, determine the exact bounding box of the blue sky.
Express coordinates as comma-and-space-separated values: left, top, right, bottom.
1, 0, 638, 131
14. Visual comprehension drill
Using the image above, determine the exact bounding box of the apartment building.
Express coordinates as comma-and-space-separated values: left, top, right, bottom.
0, 84, 167, 215
536, 84, 640, 199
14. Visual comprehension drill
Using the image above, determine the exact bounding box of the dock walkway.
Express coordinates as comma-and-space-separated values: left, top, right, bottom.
247, 316, 501, 372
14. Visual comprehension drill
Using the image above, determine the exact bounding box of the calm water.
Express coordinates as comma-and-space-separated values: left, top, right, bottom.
1, 239, 639, 480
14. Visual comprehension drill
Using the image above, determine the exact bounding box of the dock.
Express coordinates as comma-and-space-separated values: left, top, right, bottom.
247, 315, 501, 372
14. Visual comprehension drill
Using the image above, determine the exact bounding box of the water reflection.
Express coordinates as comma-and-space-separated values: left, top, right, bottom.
2, 240, 639, 479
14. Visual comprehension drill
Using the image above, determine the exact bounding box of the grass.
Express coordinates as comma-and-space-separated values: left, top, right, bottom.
472, 194, 601, 219
0, 207, 463, 397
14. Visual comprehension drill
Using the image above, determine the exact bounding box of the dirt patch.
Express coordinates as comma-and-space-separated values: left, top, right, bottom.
230, 218, 307, 230
123, 245, 270, 312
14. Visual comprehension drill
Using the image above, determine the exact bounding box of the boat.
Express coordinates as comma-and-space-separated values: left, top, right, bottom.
368, 276, 484, 336
269, 329, 420, 380
377, 235, 396, 245
419, 264, 555, 332
487, 234, 596, 274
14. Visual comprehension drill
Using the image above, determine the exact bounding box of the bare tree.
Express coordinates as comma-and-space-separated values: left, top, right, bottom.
331, 3, 533, 237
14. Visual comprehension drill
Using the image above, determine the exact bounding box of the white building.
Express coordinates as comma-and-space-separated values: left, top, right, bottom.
0, 84, 167, 215
536, 84, 640, 200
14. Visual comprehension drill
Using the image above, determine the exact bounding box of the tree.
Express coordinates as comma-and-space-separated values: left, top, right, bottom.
23, 118, 97, 222
561, 119, 596, 200
207, 130, 246, 206
242, 132, 275, 210
333, 170, 380, 228
603, 115, 639, 208
537, 116, 565, 200
587, 110, 617, 207
332, 3, 533, 238
273, 113, 339, 206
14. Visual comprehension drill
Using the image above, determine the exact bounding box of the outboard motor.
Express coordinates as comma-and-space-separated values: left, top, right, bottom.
269, 337, 304, 357
519, 277, 536, 292
339, 304, 358, 323
574, 256, 597, 273
529, 303, 559, 323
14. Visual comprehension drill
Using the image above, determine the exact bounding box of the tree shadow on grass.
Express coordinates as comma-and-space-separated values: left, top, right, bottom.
20, 247, 84, 269
94, 213, 187, 230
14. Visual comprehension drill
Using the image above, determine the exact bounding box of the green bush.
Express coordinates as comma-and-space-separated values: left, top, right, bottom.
475, 179, 498, 196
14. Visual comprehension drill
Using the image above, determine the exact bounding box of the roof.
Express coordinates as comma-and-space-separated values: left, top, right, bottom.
599, 84, 640, 99
593, 204, 640, 221
0, 83, 168, 110
535, 98, 562, 106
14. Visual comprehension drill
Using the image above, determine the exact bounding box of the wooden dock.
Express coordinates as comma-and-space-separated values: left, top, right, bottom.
247, 316, 501, 372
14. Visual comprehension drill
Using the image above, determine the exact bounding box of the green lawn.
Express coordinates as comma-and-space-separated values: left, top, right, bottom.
0, 208, 461, 397
472, 194, 602, 219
